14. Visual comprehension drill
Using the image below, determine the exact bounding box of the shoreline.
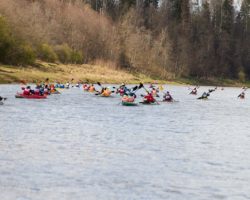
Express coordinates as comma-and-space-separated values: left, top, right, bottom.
0, 62, 249, 87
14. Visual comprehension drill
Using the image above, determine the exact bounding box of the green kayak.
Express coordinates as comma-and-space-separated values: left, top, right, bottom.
122, 101, 138, 106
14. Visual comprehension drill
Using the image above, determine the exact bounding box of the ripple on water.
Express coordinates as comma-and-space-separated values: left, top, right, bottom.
1, 84, 250, 200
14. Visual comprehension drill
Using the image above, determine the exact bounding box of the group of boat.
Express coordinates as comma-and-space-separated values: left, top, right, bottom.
0, 81, 248, 106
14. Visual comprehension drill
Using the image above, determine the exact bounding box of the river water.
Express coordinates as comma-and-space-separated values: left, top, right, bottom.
0, 84, 250, 200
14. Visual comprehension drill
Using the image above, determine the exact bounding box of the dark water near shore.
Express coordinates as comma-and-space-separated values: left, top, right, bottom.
1, 84, 250, 200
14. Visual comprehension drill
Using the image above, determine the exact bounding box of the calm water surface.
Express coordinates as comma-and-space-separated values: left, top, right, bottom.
0, 84, 250, 200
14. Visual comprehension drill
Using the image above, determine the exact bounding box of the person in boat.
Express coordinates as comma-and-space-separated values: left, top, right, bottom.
65, 82, 70, 89
198, 92, 210, 99
39, 86, 45, 96
88, 84, 95, 92
190, 87, 197, 95
34, 85, 41, 95
83, 83, 89, 91
163, 91, 173, 102
122, 92, 136, 102
75, 82, 80, 88
101, 87, 111, 96
143, 92, 155, 103
44, 85, 50, 95
151, 88, 159, 97
23, 86, 31, 95
117, 83, 127, 96
238, 91, 245, 99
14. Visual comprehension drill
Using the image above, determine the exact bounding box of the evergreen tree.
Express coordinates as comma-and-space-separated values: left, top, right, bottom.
221, 0, 234, 33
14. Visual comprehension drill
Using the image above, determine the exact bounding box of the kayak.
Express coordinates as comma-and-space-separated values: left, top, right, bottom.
139, 101, 159, 105
51, 90, 60, 94
15, 93, 47, 99
100, 92, 111, 97
161, 99, 177, 103
122, 101, 138, 106
100, 94, 111, 97
197, 97, 208, 100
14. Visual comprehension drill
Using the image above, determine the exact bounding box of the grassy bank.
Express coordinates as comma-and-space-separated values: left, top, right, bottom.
0, 61, 249, 87
0, 61, 161, 84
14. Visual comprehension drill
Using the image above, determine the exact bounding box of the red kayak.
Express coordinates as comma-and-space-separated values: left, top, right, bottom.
15, 93, 47, 99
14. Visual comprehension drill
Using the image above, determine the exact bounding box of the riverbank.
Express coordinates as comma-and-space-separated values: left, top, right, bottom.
0, 61, 157, 84
0, 61, 249, 87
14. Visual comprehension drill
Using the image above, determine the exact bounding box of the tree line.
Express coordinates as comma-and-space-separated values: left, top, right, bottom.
0, 0, 249, 80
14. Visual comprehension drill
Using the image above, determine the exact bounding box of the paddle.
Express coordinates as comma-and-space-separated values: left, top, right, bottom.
130, 83, 143, 93
238, 92, 245, 98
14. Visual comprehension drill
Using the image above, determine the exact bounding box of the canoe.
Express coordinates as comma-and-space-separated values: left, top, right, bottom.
15, 93, 47, 99
122, 101, 138, 106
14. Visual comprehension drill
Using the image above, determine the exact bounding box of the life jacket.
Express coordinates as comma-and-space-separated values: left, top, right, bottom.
23, 89, 30, 95
119, 88, 125, 96
164, 94, 172, 101
83, 84, 89, 91
88, 86, 95, 92
50, 84, 55, 91
239, 93, 245, 99
102, 89, 111, 97
34, 89, 40, 95
144, 93, 155, 103
191, 89, 197, 95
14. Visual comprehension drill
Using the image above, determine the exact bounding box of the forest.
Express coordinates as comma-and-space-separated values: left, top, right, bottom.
0, 0, 249, 81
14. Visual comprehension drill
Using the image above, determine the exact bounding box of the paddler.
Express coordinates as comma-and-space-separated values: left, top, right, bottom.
163, 91, 173, 102
238, 91, 245, 99
88, 84, 96, 92
151, 88, 159, 97
101, 87, 111, 97
190, 87, 197, 95
143, 92, 155, 103
23, 86, 31, 95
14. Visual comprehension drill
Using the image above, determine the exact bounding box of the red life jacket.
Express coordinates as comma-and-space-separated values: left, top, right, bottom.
23, 89, 30, 95
145, 94, 155, 103
34, 89, 40, 95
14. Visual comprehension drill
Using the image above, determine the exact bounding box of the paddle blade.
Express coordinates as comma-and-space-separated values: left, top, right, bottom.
159, 85, 164, 91
132, 86, 138, 91
97, 82, 102, 86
